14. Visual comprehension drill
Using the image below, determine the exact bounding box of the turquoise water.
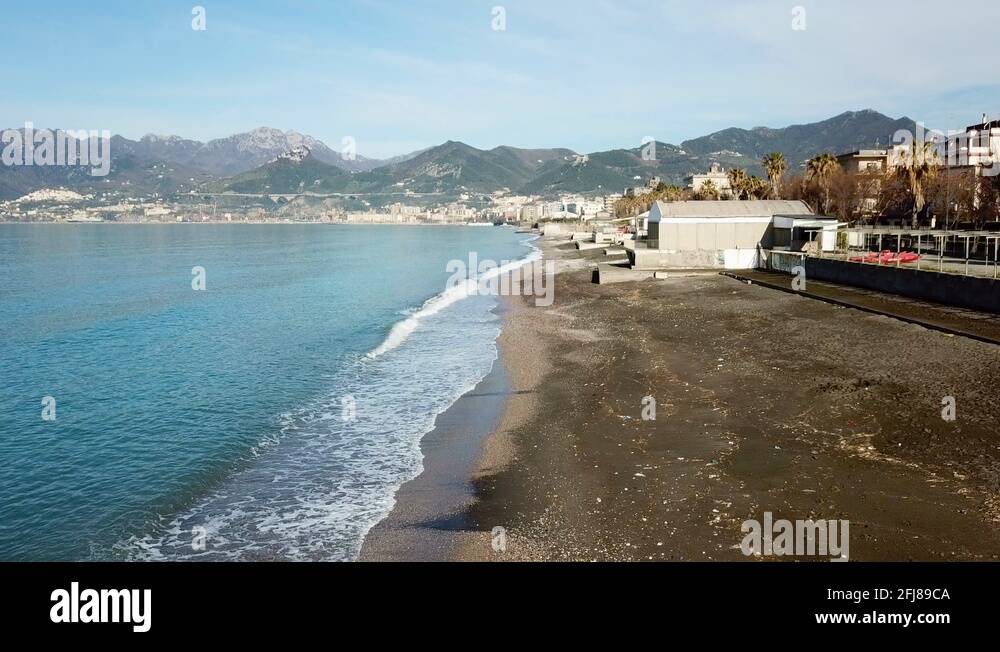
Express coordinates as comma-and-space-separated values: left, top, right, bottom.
0, 224, 534, 560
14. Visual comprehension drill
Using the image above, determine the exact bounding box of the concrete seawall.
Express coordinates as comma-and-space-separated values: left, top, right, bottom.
801, 257, 1000, 314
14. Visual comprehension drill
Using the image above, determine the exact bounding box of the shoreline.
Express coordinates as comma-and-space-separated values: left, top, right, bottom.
358, 235, 549, 561
358, 294, 547, 561
358, 239, 583, 561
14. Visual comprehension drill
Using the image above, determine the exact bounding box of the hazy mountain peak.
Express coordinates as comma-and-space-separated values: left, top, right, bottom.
235, 127, 288, 151
440, 140, 476, 150
284, 131, 323, 150
140, 133, 187, 143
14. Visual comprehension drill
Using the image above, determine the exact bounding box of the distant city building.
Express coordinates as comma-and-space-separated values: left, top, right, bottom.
144, 205, 173, 218
543, 201, 563, 217
445, 203, 475, 219
835, 149, 895, 173
686, 162, 731, 196
388, 202, 424, 217
939, 114, 1000, 176
520, 204, 543, 222
577, 200, 604, 217
385, 203, 425, 222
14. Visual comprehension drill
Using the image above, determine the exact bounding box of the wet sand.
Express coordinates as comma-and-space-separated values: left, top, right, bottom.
366, 236, 1000, 561
359, 346, 510, 561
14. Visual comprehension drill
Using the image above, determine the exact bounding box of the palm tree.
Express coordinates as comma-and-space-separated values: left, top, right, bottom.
806, 153, 840, 214
618, 197, 638, 218
727, 168, 749, 199
613, 196, 628, 217
746, 175, 768, 200
698, 180, 720, 200
761, 152, 788, 199
897, 140, 939, 228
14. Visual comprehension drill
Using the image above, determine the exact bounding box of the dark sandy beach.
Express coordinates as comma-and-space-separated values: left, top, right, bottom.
364, 235, 1000, 562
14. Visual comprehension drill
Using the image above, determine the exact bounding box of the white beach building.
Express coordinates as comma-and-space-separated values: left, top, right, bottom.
631, 199, 831, 270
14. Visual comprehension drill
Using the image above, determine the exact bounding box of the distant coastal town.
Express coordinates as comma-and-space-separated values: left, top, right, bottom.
0, 175, 632, 225
0, 188, 619, 225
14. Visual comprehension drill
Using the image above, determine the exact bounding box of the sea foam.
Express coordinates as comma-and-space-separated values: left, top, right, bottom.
366, 236, 541, 360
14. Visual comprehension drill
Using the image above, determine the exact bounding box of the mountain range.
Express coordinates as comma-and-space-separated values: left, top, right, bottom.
0, 110, 917, 201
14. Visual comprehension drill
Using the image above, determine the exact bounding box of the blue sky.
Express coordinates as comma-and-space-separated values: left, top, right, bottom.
6, 0, 1000, 158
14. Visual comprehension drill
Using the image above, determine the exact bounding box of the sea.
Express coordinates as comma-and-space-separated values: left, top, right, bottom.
0, 223, 538, 561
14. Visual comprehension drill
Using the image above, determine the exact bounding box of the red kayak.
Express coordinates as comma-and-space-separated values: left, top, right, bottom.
848, 250, 921, 264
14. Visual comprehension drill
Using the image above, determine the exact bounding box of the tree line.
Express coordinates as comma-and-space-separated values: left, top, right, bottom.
614, 149, 1000, 230
612, 152, 791, 217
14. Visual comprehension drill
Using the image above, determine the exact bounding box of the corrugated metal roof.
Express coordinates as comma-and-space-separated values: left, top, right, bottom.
652, 200, 813, 219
